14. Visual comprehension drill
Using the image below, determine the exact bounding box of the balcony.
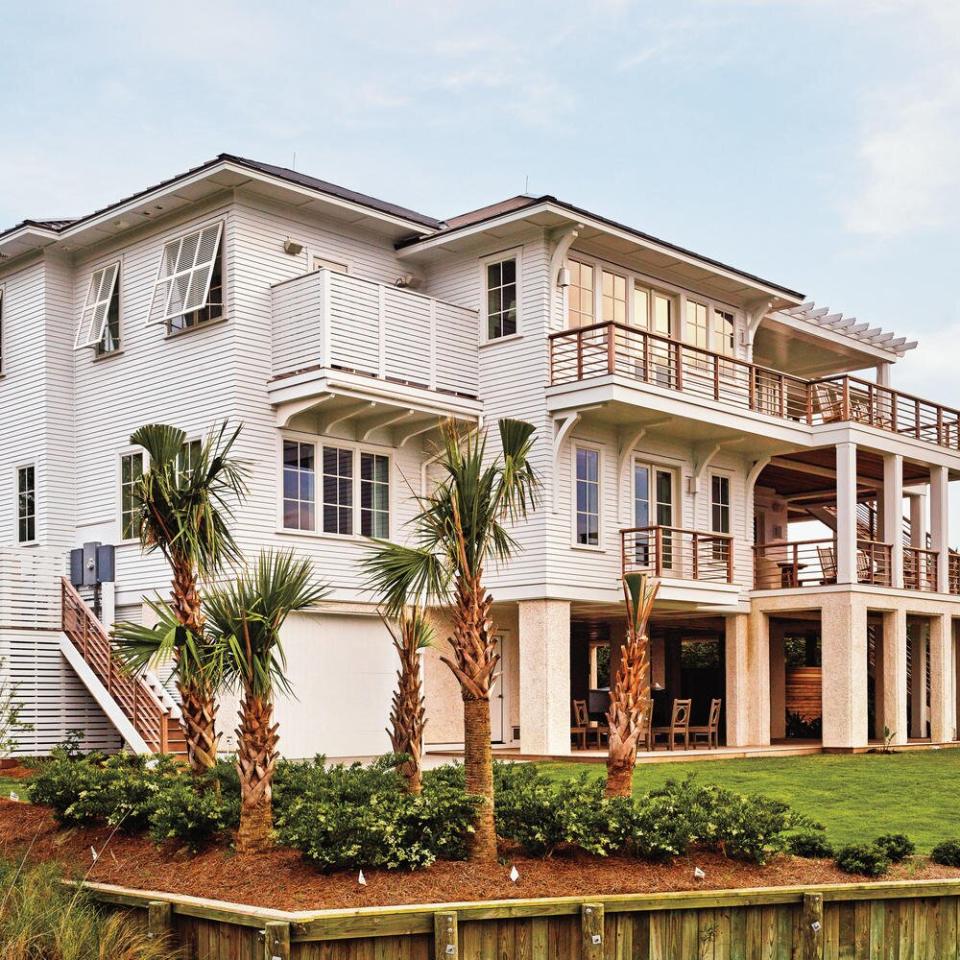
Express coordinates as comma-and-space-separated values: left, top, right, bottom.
621, 526, 733, 584
271, 269, 480, 400
550, 323, 960, 452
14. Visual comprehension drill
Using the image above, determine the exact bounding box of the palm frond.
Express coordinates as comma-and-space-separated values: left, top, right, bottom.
362, 540, 450, 618
129, 423, 186, 469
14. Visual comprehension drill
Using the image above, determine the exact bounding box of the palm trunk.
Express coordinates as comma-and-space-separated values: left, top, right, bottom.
388, 620, 426, 795
441, 569, 498, 862
235, 693, 279, 855
604, 632, 649, 798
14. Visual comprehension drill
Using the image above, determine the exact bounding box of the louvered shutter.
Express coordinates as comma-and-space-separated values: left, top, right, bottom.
75, 262, 120, 349
148, 222, 223, 324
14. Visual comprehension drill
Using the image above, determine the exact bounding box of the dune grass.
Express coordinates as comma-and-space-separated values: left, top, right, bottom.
536, 750, 960, 853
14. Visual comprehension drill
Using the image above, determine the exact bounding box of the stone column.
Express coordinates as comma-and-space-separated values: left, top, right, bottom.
882, 454, 904, 588
518, 599, 571, 755
725, 611, 770, 746
769, 621, 787, 741
929, 613, 956, 743
909, 493, 928, 548
879, 609, 908, 745
931, 466, 950, 593
909, 619, 929, 739
821, 594, 869, 749
836, 443, 858, 584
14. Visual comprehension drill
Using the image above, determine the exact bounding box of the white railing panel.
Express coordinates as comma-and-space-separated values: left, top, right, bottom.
0, 548, 63, 630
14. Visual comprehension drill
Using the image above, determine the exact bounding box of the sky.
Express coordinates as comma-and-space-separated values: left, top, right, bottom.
2, 0, 959, 522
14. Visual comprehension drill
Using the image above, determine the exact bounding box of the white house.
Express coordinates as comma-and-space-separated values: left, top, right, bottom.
1, 154, 957, 760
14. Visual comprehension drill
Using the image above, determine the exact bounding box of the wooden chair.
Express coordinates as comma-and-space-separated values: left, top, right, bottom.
814, 383, 845, 423
817, 545, 837, 585
689, 698, 722, 749
571, 699, 589, 750
652, 698, 692, 751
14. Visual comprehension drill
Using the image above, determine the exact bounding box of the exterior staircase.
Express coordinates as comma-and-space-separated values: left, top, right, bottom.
60, 578, 187, 758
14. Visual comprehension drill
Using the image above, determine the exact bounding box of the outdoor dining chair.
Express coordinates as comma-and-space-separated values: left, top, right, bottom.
652, 698, 692, 750
689, 698, 722, 749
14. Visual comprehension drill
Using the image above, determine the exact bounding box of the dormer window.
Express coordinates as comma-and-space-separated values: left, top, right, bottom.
149, 222, 224, 334
484, 256, 518, 339
75, 263, 121, 353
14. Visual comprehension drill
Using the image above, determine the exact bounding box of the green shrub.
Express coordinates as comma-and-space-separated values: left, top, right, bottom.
835, 842, 890, 877
788, 830, 834, 859
874, 833, 914, 863
149, 777, 236, 850
931, 839, 960, 867
27, 747, 106, 824
276, 756, 477, 870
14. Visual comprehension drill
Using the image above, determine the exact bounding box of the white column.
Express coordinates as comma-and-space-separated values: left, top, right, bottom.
909, 492, 928, 548
769, 622, 786, 741
836, 443, 858, 584
518, 599, 571, 755
931, 466, 950, 593
882, 454, 904, 589
725, 611, 770, 746
821, 594, 869, 749
929, 613, 955, 743
880, 609, 908, 744
909, 620, 929, 738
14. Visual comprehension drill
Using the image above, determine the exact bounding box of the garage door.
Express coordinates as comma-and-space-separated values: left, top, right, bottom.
272, 611, 395, 759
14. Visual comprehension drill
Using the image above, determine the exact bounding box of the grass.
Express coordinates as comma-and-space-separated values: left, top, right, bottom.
536, 750, 960, 853
0, 776, 22, 797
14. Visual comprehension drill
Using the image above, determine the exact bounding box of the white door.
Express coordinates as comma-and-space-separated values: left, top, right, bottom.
489, 635, 505, 743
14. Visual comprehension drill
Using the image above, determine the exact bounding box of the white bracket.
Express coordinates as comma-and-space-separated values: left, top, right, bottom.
552, 412, 581, 512
356, 407, 415, 442
745, 455, 772, 518
274, 393, 333, 428
317, 400, 375, 435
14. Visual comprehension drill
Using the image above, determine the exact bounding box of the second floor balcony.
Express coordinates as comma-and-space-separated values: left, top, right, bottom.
550, 322, 960, 453
621, 525, 734, 584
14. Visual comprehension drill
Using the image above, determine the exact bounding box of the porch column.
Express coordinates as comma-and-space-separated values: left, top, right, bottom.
836, 443, 858, 585
909, 492, 928, 548
909, 619, 929, 738
879, 609, 908, 745
518, 600, 571, 755
929, 613, 955, 742
769, 622, 787, 741
930, 466, 950, 593
725, 611, 769, 746
882, 454, 904, 589
821, 594, 869, 749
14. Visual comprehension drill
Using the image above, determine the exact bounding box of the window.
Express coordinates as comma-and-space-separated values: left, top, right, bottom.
485, 257, 518, 339
76, 263, 121, 352
652, 292, 673, 337
120, 453, 144, 540
176, 439, 202, 480
149, 223, 224, 333
711, 474, 730, 534
632, 283, 649, 331
16, 465, 35, 543
322, 446, 354, 535
282, 440, 315, 532
575, 447, 600, 546
601, 270, 626, 324
684, 300, 709, 351
567, 260, 595, 328
713, 309, 736, 357
360, 452, 390, 538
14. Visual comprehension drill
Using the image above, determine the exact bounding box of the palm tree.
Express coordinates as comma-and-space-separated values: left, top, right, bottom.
364, 418, 539, 862
203, 549, 328, 854
605, 572, 659, 797
383, 607, 432, 795
114, 421, 247, 774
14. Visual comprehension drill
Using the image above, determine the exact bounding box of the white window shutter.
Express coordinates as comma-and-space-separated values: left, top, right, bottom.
147, 222, 223, 325
75, 262, 119, 349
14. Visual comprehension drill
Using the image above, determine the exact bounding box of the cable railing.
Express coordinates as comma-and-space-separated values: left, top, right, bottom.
621, 526, 733, 583
903, 546, 938, 592
752, 538, 892, 590
549, 322, 960, 451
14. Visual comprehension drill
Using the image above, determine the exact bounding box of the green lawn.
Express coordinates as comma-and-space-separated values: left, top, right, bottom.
536, 751, 960, 853
0, 775, 25, 797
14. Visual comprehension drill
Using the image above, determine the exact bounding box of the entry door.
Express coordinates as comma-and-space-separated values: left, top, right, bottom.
489, 635, 505, 743
634, 463, 676, 570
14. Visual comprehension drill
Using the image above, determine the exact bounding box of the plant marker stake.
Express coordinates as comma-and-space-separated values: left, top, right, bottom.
694, 866, 705, 880
510, 865, 520, 883
358, 870, 367, 886
90, 846, 98, 863
8, 791, 18, 802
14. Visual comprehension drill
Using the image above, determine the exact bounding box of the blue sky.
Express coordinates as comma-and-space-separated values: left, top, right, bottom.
2, 0, 957, 401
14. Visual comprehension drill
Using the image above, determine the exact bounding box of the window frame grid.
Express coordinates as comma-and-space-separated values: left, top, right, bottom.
359, 451, 390, 539
282, 439, 317, 534
480, 248, 522, 343
118, 450, 145, 543
15, 463, 36, 545
148, 221, 224, 326
75, 261, 121, 350
572, 443, 602, 549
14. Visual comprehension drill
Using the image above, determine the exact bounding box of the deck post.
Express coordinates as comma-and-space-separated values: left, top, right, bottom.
929, 612, 955, 743
802, 893, 824, 960
147, 900, 173, 940
434, 911, 459, 960
264, 920, 291, 960
581, 903, 604, 960
930, 465, 950, 593
835, 442, 858, 584
882, 453, 904, 589
879, 609, 908, 745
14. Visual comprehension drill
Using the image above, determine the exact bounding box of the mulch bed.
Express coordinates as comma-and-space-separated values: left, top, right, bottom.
2, 798, 959, 911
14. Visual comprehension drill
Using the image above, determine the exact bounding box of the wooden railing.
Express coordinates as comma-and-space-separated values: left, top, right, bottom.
752, 538, 892, 589
549, 322, 960, 451
904, 546, 938, 592
621, 526, 733, 583
857, 539, 892, 587
60, 579, 171, 754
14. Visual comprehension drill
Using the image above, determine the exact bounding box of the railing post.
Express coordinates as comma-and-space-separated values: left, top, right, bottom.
606, 323, 616, 375
915, 399, 921, 439
674, 342, 683, 390
727, 538, 734, 583
779, 375, 785, 417
655, 526, 663, 577
692, 532, 699, 580
749, 367, 756, 411
792, 543, 799, 588
576, 329, 583, 380
713, 355, 720, 401
938, 407, 944, 446
642, 332, 650, 382
806, 382, 814, 424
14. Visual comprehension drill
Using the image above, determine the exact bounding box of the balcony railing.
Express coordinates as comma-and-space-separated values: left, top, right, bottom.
753, 538, 893, 589
271, 268, 480, 397
549, 322, 960, 451
904, 546, 938, 592
621, 526, 733, 583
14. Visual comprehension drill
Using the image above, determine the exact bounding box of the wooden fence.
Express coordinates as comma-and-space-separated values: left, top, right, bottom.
83, 876, 960, 959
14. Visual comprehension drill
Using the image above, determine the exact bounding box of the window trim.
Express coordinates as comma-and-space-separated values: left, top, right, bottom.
117, 448, 147, 544
479, 247, 523, 343
148, 220, 225, 330
15, 462, 37, 545
278, 431, 394, 540
571, 441, 604, 551
709, 471, 732, 536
